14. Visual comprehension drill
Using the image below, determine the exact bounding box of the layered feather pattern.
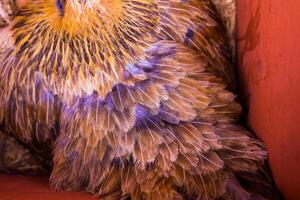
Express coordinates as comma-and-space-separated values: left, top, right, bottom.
50, 41, 266, 199
0, 0, 277, 199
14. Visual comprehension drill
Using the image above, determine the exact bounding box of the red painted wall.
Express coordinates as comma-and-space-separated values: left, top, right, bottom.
236, 0, 300, 199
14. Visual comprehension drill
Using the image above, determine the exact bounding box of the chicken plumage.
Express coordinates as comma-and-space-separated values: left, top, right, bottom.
0, 0, 277, 199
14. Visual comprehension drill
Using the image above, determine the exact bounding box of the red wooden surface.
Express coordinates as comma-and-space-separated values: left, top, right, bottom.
0, 174, 97, 200
236, 0, 300, 199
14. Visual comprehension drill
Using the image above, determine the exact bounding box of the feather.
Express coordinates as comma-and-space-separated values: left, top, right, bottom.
226, 176, 251, 200
196, 151, 224, 175
0, 0, 279, 199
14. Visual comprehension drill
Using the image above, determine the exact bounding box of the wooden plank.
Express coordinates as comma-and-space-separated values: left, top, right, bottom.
0, 174, 98, 200
237, 0, 300, 199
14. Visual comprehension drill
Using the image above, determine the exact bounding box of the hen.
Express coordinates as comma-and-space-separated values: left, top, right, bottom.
0, 0, 278, 199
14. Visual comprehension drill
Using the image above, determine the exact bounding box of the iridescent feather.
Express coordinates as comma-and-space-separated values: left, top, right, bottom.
0, 0, 279, 199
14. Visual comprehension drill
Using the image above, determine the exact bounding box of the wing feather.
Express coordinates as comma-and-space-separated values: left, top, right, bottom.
52, 41, 265, 199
